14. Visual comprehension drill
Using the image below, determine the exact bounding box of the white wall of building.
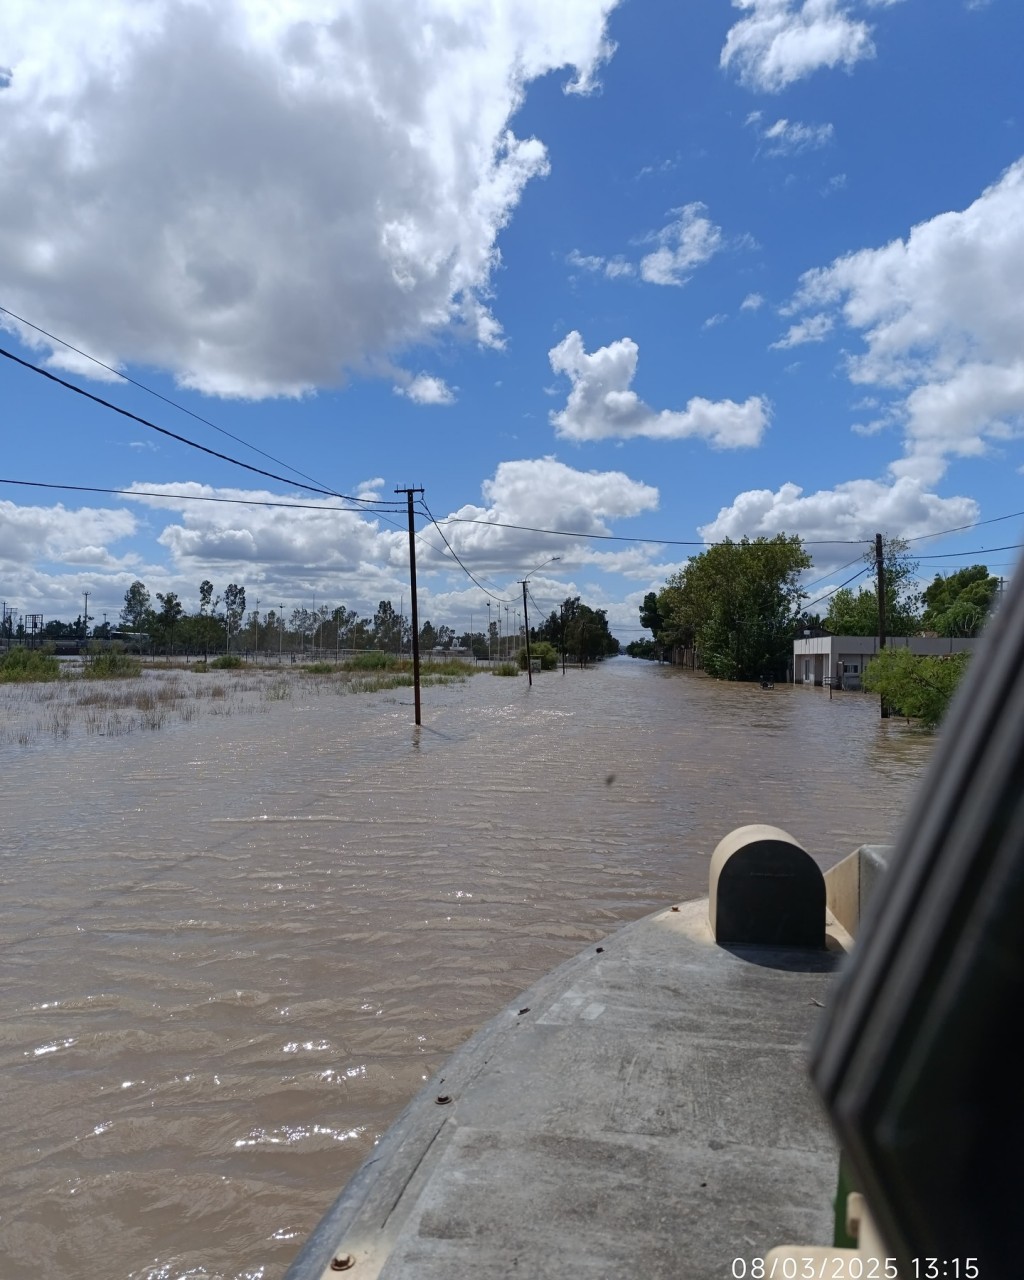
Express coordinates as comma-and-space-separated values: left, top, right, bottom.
792, 635, 976, 689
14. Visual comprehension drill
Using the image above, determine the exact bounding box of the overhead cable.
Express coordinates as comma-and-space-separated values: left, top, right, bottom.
0, 303, 334, 494
802, 565, 874, 612
0, 476, 406, 515
417, 497, 515, 603
0, 344, 394, 506
431, 513, 870, 547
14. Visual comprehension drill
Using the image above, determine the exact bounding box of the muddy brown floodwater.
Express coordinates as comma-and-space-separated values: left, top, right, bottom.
0, 657, 935, 1279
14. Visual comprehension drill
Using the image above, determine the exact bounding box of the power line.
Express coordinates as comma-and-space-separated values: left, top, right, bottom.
0, 344, 396, 507
417, 498, 515, 603
912, 542, 1024, 561
0, 476, 406, 514
802, 565, 874, 612
0, 303, 335, 494
431, 512, 870, 547
801, 552, 868, 594
8, 308, 1024, 558
904, 509, 1024, 543
0, 474, 509, 576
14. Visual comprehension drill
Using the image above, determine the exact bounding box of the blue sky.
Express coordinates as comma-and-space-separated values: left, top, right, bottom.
2, 0, 1023, 641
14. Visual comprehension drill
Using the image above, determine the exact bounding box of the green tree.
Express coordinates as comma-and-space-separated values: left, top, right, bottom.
331, 606, 359, 650
120, 580, 151, 632
290, 607, 313, 653
920, 565, 997, 637
459, 631, 488, 659
223, 584, 246, 649
373, 600, 403, 653
863, 648, 970, 728
625, 638, 660, 659
518, 640, 558, 670
659, 535, 811, 680
824, 587, 882, 636
534, 598, 619, 664
639, 591, 667, 660
154, 591, 184, 654
419, 619, 438, 651
42, 618, 77, 638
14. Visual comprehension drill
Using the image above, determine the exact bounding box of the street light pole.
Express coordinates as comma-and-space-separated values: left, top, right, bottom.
519, 556, 561, 686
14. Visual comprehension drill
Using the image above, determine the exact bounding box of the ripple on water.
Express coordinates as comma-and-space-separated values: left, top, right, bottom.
0, 659, 935, 1278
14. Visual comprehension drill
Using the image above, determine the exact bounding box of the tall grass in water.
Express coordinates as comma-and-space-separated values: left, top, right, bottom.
209, 654, 244, 669
85, 651, 142, 679
0, 648, 60, 682
0, 654, 477, 745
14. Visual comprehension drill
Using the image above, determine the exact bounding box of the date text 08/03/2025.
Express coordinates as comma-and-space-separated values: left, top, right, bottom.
731, 1260, 980, 1279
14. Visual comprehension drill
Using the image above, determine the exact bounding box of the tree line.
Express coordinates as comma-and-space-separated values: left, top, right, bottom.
11, 580, 620, 662
112, 581, 468, 657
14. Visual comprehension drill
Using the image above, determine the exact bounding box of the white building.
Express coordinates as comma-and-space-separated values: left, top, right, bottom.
792, 634, 976, 690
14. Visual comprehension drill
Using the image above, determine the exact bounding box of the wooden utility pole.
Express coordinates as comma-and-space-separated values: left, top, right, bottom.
876, 533, 889, 719
521, 580, 533, 686
395, 487, 424, 725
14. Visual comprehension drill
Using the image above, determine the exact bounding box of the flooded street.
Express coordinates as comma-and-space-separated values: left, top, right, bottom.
0, 658, 935, 1279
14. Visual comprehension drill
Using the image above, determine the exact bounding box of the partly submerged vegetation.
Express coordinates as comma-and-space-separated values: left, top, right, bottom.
863, 648, 970, 729
84, 650, 142, 679
0, 654, 479, 748
0, 647, 60, 683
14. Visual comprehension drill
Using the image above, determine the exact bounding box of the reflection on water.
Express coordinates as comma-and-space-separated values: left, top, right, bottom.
0, 658, 934, 1278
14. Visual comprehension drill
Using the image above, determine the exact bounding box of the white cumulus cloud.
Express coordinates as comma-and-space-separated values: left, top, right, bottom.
0, 499, 138, 568
639, 204, 723, 286
698, 478, 979, 571
425, 456, 660, 572
394, 374, 456, 405
721, 0, 875, 93
760, 117, 834, 155
549, 332, 769, 446
770, 313, 835, 348
567, 249, 636, 279
784, 157, 1024, 482
0, 0, 619, 398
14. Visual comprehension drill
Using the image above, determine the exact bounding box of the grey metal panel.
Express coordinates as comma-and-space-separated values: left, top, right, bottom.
285, 900, 844, 1280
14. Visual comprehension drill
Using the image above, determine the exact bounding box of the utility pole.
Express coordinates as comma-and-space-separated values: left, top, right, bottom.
395, 486, 424, 725
83, 591, 90, 644
876, 533, 889, 719
254, 596, 260, 665
521, 580, 534, 686
519, 556, 560, 685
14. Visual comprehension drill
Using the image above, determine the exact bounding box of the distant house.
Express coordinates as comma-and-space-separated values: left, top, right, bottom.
793, 634, 976, 690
